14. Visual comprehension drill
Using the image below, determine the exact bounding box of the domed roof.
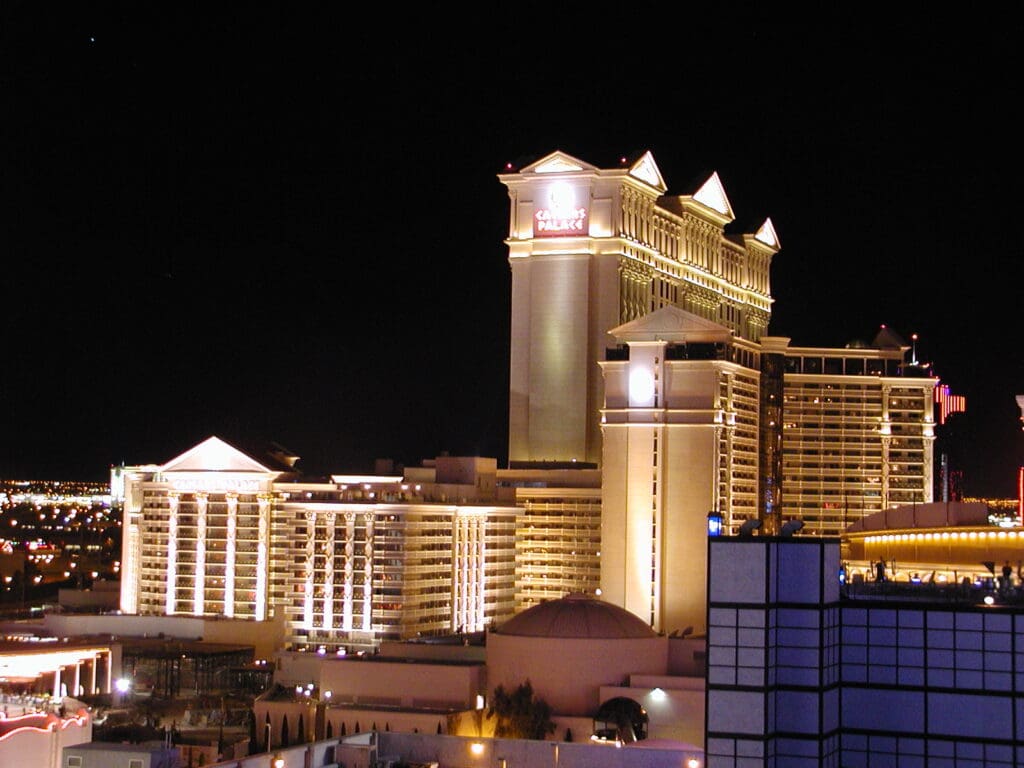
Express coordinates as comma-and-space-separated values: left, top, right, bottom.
494, 594, 657, 639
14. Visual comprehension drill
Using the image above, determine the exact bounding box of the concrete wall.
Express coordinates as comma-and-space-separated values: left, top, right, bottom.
57, 589, 121, 610
44, 613, 284, 659
354, 731, 703, 768
487, 634, 668, 716
208, 731, 704, 768
319, 658, 483, 709
377, 641, 486, 663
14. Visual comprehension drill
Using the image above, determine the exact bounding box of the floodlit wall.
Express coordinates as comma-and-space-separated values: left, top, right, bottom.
487, 634, 668, 716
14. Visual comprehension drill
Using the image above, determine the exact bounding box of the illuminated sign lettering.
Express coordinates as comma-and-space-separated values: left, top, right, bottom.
533, 182, 588, 237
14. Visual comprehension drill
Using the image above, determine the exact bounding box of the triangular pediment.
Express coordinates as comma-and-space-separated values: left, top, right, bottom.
754, 217, 780, 249
608, 306, 733, 343
628, 151, 667, 192
161, 436, 274, 473
521, 150, 597, 175
691, 171, 734, 220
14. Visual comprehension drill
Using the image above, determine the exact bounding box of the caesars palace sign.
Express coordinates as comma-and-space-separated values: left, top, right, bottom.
534, 182, 588, 237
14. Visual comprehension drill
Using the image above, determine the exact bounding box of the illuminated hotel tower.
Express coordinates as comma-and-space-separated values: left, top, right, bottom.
599, 307, 765, 633
500, 150, 777, 466
502, 151, 935, 635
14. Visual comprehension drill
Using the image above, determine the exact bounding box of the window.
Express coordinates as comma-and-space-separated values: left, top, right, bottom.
129, 761, 144, 768
67, 759, 83, 768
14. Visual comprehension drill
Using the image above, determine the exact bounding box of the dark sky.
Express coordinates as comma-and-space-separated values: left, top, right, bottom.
2, 9, 1022, 496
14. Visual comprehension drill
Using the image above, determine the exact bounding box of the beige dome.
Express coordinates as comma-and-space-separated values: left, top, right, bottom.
494, 594, 657, 639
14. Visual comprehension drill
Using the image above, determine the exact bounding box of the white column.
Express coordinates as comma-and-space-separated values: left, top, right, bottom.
53, 667, 62, 699
468, 516, 479, 631
343, 512, 355, 631
322, 511, 336, 633
104, 651, 112, 693
73, 662, 81, 698
454, 515, 470, 633
90, 654, 97, 694
461, 516, 471, 632
193, 493, 208, 616
224, 494, 238, 617
166, 494, 180, 615
304, 510, 316, 630
121, 509, 140, 614
475, 516, 486, 630
255, 495, 271, 621
451, 516, 462, 633
362, 512, 374, 632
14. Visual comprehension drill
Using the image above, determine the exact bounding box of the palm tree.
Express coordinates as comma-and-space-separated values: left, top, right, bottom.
486, 681, 555, 740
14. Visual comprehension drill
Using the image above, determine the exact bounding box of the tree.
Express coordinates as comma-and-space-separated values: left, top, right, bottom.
486, 681, 555, 740
247, 710, 258, 754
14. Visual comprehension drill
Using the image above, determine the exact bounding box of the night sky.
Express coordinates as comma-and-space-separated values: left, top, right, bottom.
2, 9, 1022, 496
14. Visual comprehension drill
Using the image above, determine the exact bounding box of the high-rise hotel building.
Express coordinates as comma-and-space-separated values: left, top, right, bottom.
116, 150, 939, 643
116, 438, 518, 649
500, 151, 937, 634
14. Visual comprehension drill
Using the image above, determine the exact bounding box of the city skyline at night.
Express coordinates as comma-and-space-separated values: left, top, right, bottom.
1, 11, 1021, 496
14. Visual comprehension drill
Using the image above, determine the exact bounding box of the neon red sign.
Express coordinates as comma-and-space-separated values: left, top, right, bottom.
533, 183, 588, 238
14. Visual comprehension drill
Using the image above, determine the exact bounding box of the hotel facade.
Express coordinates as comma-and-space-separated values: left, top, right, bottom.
117, 149, 940, 643
117, 439, 518, 649
500, 151, 938, 634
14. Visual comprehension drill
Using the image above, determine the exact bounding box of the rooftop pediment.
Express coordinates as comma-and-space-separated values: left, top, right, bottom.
628, 151, 667, 192
608, 306, 733, 343
161, 436, 274, 473
754, 217, 780, 248
520, 150, 598, 175
675, 171, 735, 224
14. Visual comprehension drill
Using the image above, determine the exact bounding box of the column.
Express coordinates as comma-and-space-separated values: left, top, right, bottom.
304, 510, 316, 630
90, 654, 97, 694
193, 493, 208, 616
255, 495, 271, 621
451, 516, 461, 632
166, 494, 180, 615
475, 516, 486, 630
73, 662, 81, 698
224, 493, 238, 618
468, 516, 481, 631
361, 512, 374, 632
53, 667, 62, 699
343, 512, 355, 631
121, 510, 140, 614
455, 515, 470, 632
461, 517, 471, 632
322, 511, 336, 633
105, 651, 112, 693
